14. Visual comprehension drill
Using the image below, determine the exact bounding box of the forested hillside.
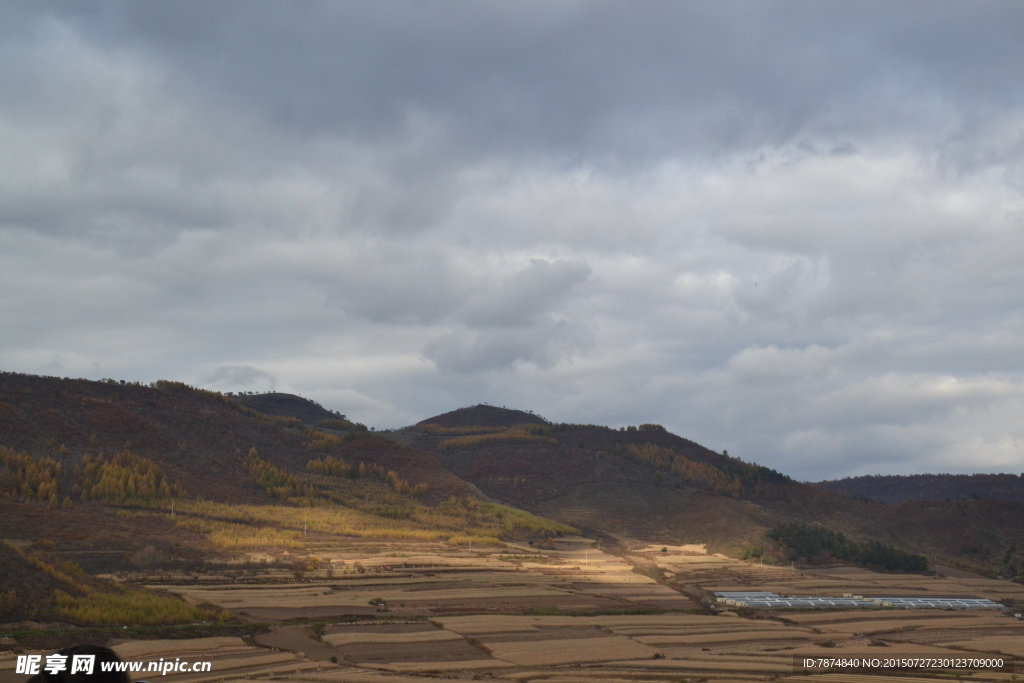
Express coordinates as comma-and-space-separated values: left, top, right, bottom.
406, 406, 1024, 579
814, 473, 1024, 504
0, 372, 469, 503
3, 375, 1023, 582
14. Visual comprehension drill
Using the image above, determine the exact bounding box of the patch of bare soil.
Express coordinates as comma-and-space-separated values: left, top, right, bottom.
800, 566, 877, 576
934, 564, 989, 579
255, 625, 339, 661
235, 606, 379, 621
338, 639, 489, 664
474, 626, 611, 643
400, 594, 633, 615
323, 623, 435, 635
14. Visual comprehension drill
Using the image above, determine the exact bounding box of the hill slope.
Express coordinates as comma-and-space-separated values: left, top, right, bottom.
406, 408, 1024, 577
0, 372, 470, 503
418, 404, 547, 428
232, 392, 353, 427
4, 374, 1022, 580
814, 473, 1024, 504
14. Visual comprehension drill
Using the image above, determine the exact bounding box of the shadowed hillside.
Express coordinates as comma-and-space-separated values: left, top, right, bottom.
0, 374, 580, 631
3, 373, 1022, 582
814, 473, 1024, 504
0, 536, 220, 625
0, 541, 67, 621
232, 392, 355, 428
0, 372, 469, 503
407, 408, 1024, 578
418, 404, 548, 428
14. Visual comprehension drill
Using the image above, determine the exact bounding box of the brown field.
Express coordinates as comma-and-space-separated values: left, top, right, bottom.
6, 534, 1024, 683
944, 635, 1024, 656
105, 638, 310, 683
111, 637, 249, 659
322, 630, 462, 646
486, 635, 658, 666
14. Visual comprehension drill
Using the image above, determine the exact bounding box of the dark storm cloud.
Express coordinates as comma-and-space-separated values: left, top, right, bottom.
27, 1, 1024, 161
1, 2, 1023, 479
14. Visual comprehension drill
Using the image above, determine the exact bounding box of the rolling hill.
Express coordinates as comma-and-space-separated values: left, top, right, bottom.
813, 473, 1024, 505
232, 392, 354, 427
1, 372, 1022, 582
0, 372, 470, 503
401, 406, 1024, 578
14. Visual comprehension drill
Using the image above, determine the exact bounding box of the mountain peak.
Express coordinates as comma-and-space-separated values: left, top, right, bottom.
418, 404, 548, 428
231, 392, 341, 425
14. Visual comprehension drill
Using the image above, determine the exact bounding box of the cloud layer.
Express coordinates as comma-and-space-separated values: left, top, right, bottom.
2, 2, 1023, 479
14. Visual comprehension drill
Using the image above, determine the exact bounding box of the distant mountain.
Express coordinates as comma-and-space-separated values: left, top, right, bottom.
233, 392, 351, 427
403, 408, 1024, 577
813, 473, 1024, 505
3, 373, 1023, 579
0, 372, 469, 503
418, 404, 547, 428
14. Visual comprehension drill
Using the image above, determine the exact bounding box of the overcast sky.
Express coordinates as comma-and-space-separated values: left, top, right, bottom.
2, 1, 1023, 480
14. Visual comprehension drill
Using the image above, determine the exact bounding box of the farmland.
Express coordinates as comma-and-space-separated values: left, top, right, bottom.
6, 533, 1023, 683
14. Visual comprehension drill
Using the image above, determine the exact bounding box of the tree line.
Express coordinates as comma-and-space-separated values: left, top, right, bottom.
767, 522, 928, 573
0, 445, 185, 508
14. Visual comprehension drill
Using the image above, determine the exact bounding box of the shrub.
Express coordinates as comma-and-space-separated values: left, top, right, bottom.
176, 518, 305, 549
316, 418, 356, 430
307, 455, 355, 477
244, 448, 305, 499
54, 588, 215, 625
414, 424, 509, 436
81, 449, 185, 504
0, 447, 63, 502
447, 534, 502, 546
624, 444, 743, 497
0, 590, 16, 614
437, 425, 557, 450
307, 456, 428, 495
263, 415, 304, 429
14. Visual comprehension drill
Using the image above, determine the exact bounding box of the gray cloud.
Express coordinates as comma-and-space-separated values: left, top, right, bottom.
205, 365, 277, 392
1, 2, 1023, 479
458, 259, 591, 327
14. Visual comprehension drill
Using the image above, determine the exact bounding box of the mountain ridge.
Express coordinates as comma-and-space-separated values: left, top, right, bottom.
813, 473, 1024, 505
417, 404, 548, 428
2, 371, 1022, 580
